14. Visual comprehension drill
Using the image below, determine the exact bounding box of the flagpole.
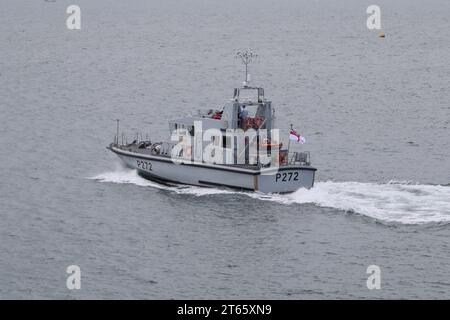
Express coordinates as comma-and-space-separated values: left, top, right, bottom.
288, 123, 293, 153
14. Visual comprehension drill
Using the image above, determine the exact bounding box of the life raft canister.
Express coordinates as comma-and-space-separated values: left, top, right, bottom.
212, 111, 222, 120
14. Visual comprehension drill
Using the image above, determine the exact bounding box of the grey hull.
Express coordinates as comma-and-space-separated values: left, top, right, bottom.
110, 146, 316, 193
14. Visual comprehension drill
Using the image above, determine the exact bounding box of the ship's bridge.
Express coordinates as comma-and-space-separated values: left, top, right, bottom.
233, 86, 265, 105
230, 86, 274, 131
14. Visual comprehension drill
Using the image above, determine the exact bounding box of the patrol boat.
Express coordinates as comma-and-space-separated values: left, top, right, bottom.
108, 51, 316, 193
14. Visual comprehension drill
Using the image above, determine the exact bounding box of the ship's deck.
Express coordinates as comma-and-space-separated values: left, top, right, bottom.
111, 142, 313, 170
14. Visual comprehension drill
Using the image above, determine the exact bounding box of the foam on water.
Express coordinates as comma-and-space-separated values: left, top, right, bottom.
91, 168, 237, 196
91, 169, 450, 225
285, 181, 450, 225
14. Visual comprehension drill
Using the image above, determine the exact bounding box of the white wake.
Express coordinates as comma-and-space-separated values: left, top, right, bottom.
91, 169, 450, 225
284, 181, 450, 225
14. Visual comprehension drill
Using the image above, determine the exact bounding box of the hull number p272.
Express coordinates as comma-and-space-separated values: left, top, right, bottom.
275, 171, 299, 182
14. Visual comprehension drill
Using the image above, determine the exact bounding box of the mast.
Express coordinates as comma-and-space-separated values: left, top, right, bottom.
235, 49, 257, 87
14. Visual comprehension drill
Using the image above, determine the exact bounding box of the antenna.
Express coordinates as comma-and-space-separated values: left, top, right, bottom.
235, 49, 257, 87
116, 119, 120, 145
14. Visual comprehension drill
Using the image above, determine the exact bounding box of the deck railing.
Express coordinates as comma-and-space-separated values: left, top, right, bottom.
287, 151, 311, 166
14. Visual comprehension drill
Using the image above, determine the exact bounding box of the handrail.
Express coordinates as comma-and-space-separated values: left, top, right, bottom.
287, 151, 310, 166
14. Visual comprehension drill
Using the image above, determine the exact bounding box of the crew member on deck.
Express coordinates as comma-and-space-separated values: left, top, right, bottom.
239, 105, 248, 129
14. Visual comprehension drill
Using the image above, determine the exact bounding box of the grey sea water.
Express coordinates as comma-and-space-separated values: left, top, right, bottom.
1, 0, 450, 299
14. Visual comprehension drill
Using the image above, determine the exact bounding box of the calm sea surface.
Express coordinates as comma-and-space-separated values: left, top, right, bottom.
1, 0, 450, 299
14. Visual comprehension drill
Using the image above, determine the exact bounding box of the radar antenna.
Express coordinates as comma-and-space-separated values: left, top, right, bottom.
235, 49, 257, 87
